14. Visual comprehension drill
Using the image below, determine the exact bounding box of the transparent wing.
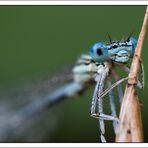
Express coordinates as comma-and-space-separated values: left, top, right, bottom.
0, 64, 82, 142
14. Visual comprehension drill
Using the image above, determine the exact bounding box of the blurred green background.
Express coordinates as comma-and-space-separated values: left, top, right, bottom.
0, 6, 147, 142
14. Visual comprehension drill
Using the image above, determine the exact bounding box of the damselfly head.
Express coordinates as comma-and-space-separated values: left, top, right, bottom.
90, 42, 109, 62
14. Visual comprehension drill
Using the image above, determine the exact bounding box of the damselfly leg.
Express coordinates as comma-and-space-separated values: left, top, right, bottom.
107, 78, 118, 132
100, 77, 129, 99
111, 69, 124, 104
90, 74, 106, 142
90, 63, 119, 142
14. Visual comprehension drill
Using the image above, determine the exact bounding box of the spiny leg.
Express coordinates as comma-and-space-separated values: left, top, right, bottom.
111, 69, 124, 103
100, 77, 128, 99
97, 74, 118, 142
89, 76, 106, 142
97, 71, 118, 142
107, 78, 118, 133
90, 79, 100, 117
91, 76, 119, 121
97, 76, 106, 142
98, 98, 106, 142
91, 63, 118, 142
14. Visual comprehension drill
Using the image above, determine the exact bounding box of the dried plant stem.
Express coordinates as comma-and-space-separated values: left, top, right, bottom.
115, 7, 148, 142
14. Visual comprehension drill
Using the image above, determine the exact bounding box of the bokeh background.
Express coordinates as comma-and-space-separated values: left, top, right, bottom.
0, 6, 147, 142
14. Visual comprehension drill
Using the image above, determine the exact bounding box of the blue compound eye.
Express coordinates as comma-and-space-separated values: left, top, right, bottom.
129, 37, 137, 50
90, 42, 109, 62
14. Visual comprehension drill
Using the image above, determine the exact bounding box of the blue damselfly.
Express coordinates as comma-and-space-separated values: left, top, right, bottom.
0, 34, 144, 142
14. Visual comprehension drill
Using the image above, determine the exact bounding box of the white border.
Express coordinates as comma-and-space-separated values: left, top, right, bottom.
0, 1, 147, 147
0, 1, 147, 5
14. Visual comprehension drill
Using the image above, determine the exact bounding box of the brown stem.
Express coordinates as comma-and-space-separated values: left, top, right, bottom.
115, 6, 148, 142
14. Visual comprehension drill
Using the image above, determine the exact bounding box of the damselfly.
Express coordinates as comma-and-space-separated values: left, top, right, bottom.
72, 34, 144, 142
0, 34, 144, 142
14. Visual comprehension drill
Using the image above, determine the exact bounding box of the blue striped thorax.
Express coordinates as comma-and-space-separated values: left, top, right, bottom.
90, 36, 137, 63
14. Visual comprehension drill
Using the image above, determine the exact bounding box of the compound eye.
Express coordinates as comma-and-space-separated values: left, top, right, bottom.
96, 48, 103, 56
130, 37, 137, 48
89, 42, 109, 62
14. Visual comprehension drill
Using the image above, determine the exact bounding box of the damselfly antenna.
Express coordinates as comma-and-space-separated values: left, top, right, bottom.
107, 32, 112, 44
